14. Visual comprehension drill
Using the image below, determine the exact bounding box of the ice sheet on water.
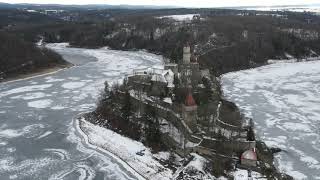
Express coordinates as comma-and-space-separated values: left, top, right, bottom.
0, 84, 52, 98
61, 82, 86, 89
222, 60, 320, 179
10, 92, 48, 100
0, 124, 45, 139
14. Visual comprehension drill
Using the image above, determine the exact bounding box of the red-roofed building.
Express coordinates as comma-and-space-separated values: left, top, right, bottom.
182, 91, 198, 130
241, 148, 257, 167
185, 92, 196, 106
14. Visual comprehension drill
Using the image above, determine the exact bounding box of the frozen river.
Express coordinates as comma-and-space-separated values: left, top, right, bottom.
222, 61, 320, 179
0, 43, 163, 179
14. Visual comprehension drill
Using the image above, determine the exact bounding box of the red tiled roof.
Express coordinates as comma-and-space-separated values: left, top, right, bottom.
185, 92, 196, 106
241, 149, 257, 160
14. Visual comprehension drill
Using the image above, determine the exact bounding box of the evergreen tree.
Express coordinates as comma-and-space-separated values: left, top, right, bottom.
247, 119, 255, 141
144, 105, 161, 148
104, 81, 110, 98
122, 90, 132, 121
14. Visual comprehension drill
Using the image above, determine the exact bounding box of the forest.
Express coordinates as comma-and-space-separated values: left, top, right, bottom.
0, 31, 68, 80
1, 5, 320, 78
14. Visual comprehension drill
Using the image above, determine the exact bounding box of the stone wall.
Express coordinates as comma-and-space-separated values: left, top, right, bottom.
200, 138, 256, 154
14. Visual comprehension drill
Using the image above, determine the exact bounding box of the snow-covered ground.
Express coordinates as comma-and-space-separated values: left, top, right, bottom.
233, 169, 266, 180
244, 5, 320, 14
158, 14, 199, 21
78, 118, 173, 180
222, 60, 320, 179
78, 117, 219, 180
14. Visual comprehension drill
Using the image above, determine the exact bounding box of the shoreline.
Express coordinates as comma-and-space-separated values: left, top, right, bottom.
0, 63, 73, 84
73, 116, 147, 180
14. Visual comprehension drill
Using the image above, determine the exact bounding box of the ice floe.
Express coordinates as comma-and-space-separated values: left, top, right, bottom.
61, 82, 86, 89
222, 60, 320, 179
28, 99, 53, 109
0, 84, 52, 98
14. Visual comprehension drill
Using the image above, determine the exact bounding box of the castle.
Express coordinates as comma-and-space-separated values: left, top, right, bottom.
126, 44, 257, 168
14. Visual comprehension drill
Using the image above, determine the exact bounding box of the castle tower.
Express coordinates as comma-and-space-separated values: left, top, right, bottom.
182, 91, 198, 130
183, 46, 191, 64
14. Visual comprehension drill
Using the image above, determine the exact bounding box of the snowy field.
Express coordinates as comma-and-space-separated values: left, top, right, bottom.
222, 60, 320, 179
244, 5, 320, 14
158, 14, 199, 21
0, 43, 163, 179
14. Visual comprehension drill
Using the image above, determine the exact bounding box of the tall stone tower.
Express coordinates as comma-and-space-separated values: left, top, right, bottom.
183, 46, 191, 64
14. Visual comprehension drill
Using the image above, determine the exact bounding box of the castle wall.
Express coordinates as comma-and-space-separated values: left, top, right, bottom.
200, 138, 256, 154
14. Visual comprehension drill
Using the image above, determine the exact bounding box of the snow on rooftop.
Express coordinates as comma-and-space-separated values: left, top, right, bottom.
187, 153, 207, 173
241, 149, 257, 160
163, 69, 175, 88
163, 97, 172, 104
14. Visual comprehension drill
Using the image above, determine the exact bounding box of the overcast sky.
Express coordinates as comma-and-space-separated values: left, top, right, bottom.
1, 0, 319, 8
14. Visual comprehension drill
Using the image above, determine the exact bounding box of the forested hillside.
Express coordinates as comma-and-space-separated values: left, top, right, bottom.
0, 31, 68, 80
0, 9, 69, 81
17, 8, 318, 75
2, 7, 320, 78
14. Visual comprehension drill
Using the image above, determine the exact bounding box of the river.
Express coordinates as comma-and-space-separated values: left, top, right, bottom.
222, 60, 320, 179
0, 43, 163, 180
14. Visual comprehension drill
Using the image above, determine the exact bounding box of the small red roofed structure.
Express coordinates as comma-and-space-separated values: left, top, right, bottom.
182, 90, 198, 131
185, 92, 196, 107
241, 148, 257, 167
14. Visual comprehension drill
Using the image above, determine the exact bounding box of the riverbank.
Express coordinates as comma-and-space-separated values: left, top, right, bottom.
76, 117, 216, 180
0, 63, 73, 84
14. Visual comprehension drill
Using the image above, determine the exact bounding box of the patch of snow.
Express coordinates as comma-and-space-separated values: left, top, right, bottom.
159, 14, 199, 21
267, 59, 297, 64
0, 124, 45, 139
36, 131, 53, 139
187, 153, 207, 173
10, 92, 48, 100
163, 97, 172, 104
0, 156, 55, 178
50, 105, 66, 110
233, 169, 266, 180
28, 99, 53, 109
153, 151, 170, 161
61, 82, 86, 89
45, 76, 65, 83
